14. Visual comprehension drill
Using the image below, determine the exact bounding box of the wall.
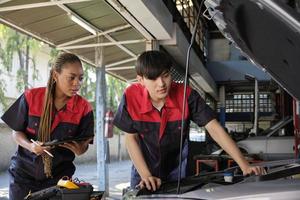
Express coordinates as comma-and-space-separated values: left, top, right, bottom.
0, 125, 17, 171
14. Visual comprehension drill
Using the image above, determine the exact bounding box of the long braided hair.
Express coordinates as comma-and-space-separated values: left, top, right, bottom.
39, 52, 81, 177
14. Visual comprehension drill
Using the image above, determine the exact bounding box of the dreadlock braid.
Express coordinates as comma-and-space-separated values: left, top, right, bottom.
38, 69, 55, 177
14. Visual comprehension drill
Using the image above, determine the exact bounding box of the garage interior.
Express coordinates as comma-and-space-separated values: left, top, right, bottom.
0, 0, 300, 199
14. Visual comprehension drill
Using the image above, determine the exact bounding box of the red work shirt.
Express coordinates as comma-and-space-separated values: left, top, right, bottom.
1, 87, 94, 182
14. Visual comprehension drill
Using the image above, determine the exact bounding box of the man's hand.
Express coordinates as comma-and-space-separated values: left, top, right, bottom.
137, 176, 162, 191
59, 138, 92, 155
241, 165, 267, 176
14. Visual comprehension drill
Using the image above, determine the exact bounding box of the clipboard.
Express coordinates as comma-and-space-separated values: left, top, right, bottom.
41, 136, 93, 146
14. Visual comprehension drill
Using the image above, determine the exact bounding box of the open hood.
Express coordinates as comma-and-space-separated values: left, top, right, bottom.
204, 0, 300, 100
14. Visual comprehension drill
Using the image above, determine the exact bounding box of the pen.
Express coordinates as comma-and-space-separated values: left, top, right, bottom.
30, 139, 54, 158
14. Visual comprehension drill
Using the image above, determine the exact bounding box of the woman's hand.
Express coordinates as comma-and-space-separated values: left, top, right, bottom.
241, 165, 266, 176
12, 131, 52, 156
137, 175, 162, 191
59, 138, 92, 155
30, 141, 51, 156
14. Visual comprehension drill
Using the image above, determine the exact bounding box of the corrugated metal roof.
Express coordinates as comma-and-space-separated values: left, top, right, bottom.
0, 0, 146, 81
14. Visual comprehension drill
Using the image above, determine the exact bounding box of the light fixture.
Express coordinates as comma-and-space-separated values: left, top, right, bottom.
244, 73, 255, 81
69, 14, 97, 35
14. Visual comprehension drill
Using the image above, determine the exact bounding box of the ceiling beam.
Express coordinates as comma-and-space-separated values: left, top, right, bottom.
107, 71, 128, 82
0, 0, 92, 12
127, 78, 137, 83
106, 57, 137, 68
57, 39, 146, 50
106, 66, 135, 71
57, 35, 97, 48
57, 24, 131, 47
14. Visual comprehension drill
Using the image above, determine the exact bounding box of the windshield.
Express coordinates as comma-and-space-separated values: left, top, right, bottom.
263, 116, 293, 137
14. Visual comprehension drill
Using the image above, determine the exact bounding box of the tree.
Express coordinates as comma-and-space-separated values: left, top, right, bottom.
80, 63, 127, 115
48, 48, 59, 68
0, 25, 11, 109
80, 63, 96, 106
106, 74, 127, 112
0, 24, 41, 95
0, 79, 7, 109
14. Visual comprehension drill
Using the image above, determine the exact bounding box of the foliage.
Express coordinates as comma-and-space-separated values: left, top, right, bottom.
31, 58, 39, 83
106, 74, 127, 112
79, 63, 127, 116
0, 24, 14, 109
77, 61, 127, 137
0, 25, 16, 72
0, 79, 8, 109
106, 74, 127, 136
48, 48, 59, 67
0, 24, 41, 96
80, 63, 96, 104
16, 68, 27, 92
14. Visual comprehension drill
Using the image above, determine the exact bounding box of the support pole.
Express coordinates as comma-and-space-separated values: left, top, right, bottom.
253, 78, 259, 135
219, 85, 226, 127
95, 36, 108, 193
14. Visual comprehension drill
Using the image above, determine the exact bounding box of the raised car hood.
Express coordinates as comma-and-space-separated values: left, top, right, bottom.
204, 0, 300, 100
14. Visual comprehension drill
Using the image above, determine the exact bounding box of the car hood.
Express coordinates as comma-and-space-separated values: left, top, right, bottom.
182, 179, 300, 200
132, 179, 300, 200
204, 0, 300, 100
124, 159, 300, 200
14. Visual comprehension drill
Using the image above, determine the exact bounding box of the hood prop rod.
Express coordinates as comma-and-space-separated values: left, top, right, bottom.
176, 0, 205, 194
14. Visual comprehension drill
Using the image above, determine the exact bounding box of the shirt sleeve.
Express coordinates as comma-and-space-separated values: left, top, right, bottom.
113, 94, 137, 133
77, 104, 94, 139
1, 93, 28, 132
188, 89, 216, 126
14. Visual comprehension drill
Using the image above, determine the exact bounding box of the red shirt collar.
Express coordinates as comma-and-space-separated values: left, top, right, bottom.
140, 83, 179, 114
65, 95, 79, 113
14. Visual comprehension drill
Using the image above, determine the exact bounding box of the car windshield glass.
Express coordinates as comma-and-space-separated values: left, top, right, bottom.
263, 116, 293, 136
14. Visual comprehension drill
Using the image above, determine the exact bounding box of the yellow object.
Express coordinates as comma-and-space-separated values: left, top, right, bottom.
57, 179, 79, 189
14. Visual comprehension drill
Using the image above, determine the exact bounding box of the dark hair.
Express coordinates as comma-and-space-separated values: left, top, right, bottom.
136, 50, 172, 80
38, 52, 82, 177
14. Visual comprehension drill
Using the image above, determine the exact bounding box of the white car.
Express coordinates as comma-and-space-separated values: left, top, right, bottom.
212, 117, 295, 161
237, 117, 295, 160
